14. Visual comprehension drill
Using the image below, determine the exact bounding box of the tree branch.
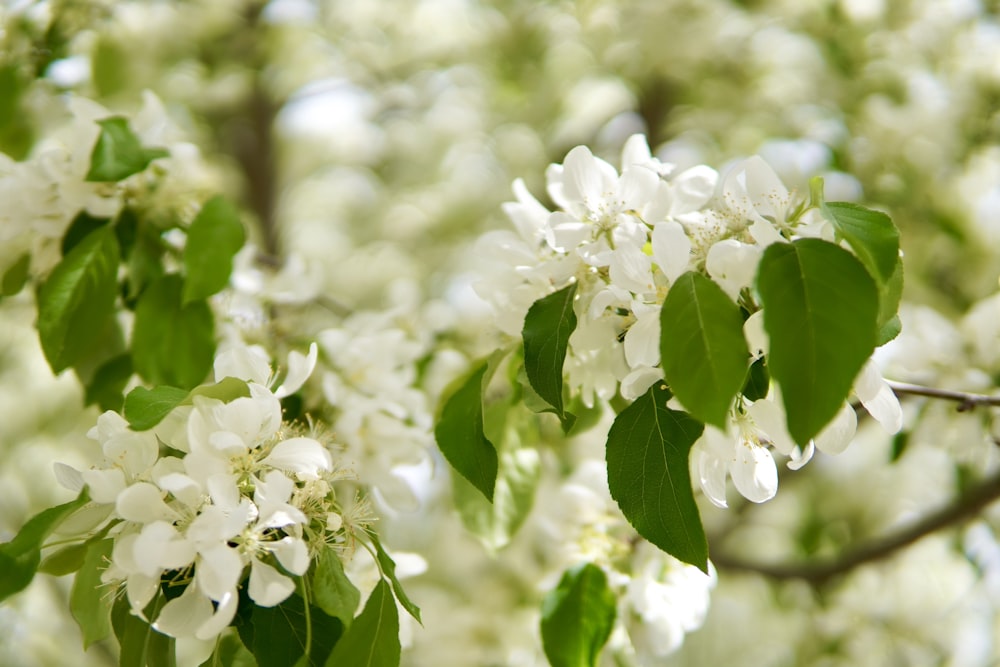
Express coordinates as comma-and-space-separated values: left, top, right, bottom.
887, 380, 1000, 412
711, 469, 1000, 585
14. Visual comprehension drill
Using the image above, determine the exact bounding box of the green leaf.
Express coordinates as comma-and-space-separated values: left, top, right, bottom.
367, 532, 421, 624
0, 491, 89, 602
324, 580, 399, 667
2, 253, 30, 297
38, 542, 89, 576
132, 275, 215, 389
434, 356, 500, 502
123, 385, 189, 431
112, 592, 173, 667
182, 197, 245, 304
37, 226, 121, 373
86, 117, 168, 182
123, 377, 250, 431
757, 238, 879, 444
62, 211, 111, 256
659, 272, 748, 428
247, 593, 342, 667
116, 208, 165, 304
312, 548, 361, 629
453, 446, 540, 552
70, 538, 114, 648
522, 283, 578, 429
198, 632, 256, 667
606, 383, 707, 571
823, 202, 900, 284
85, 354, 133, 412
540, 563, 616, 667
741, 356, 770, 402
877, 257, 904, 345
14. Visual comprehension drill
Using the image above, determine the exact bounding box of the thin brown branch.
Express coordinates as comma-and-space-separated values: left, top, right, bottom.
887, 380, 1000, 412
711, 469, 1000, 585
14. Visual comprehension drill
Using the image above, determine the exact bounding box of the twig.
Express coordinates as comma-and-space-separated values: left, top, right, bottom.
711, 469, 1000, 585
887, 380, 1000, 412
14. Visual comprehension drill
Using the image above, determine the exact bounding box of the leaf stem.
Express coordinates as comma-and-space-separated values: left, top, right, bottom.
300, 576, 313, 662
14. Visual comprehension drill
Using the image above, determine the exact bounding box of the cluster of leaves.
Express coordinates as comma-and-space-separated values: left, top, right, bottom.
435, 188, 901, 666
3, 117, 246, 409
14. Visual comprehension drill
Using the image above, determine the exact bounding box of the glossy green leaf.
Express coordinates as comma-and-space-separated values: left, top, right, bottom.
116, 208, 165, 303
453, 446, 540, 552
182, 196, 245, 304
877, 256, 904, 345
70, 538, 114, 648
324, 579, 399, 667
246, 594, 342, 667
434, 356, 500, 502
112, 593, 173, 667
659, 271, 748, 428
606, 383, 707, 571
123, 385, 189, 431
37, 226, 120, 373
1, 253, 30, 297
522, 283, 577, 429
86, 117, 168, 182
0, 491, 89, 602
312, 549, 361, 629
62, 211, 110, 256
823, 202, 900, 284
741, 357, 770, 402
38, 542, 89, 576
198, 632, 256, 667
367, 532, 421, 624
757, 238, 879, 444
132, 275, 215, 389
540, 563, 616, 667
85, 354, 133, 412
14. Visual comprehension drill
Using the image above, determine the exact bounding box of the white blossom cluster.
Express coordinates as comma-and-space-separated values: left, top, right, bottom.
477, 135, 903, 507
52, 343, 367, 641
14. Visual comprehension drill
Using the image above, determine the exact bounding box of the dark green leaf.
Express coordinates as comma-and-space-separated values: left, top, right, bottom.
112, 592, 172, 667
0, 491, 89, 602
0, 64, 33, 158
367, 533, 421, 624
2, 253, 30, 297
37, 226, 120, 373
823, 202, 900, 284
522, 283, 578, 429
198, 632, 256, 667
742, 357, 770, 402
85, 354, 133, 412
182, 197, 245, 304
132, 275, 215, 389
62, 211, 111, 256
248, 593, 342, 667
70, 538, 114, 648
877, 257, 904, 345
757, 238, 879, 444
453, 446, 540, 552
86, 117, 168, 182
312, 549, 361, 629
434, 357, 500, 502
324, 580, 399, 667
659, 272, 748, 428
540, 563, 616, 667
116, 208, 165, 303
606, 383, 707, 571
123, 386, 189, 431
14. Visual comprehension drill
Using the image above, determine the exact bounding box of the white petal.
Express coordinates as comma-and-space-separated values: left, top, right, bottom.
561, 145, 613, 207
854, 361, 902, 434
730, 443, 777, 504
619, 166, 659, 211
270, 537, 309, 576
609, 244, 654, 295
126, 573, 159, 616
743, 311, 768, 359
134, 521, 196, 574
620, 367, 664, 401
196, 544, 244, 601
651, 221, 691, 283
248, 558, 295, 607
81, 467, 127, 504
624, 310, 661, 368
786, 442, 815, 470
746, 398, 797, 456
274, 343, 318, 399
705, 240, 762, 302
53, 463, 84, 493
116, 482, 179, 524
153, 585, 214, 639
194, 590, 239, 641
671, 165, 718, 211
261, 438, 332, 479
692, 436, 729, 509
621, 134, 653, 168
213, 344, 271, 384
815, 402, 858, 455
546, 214, 590, 252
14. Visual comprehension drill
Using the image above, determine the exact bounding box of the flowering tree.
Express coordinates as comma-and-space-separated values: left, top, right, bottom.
3, 1, 1000, 666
